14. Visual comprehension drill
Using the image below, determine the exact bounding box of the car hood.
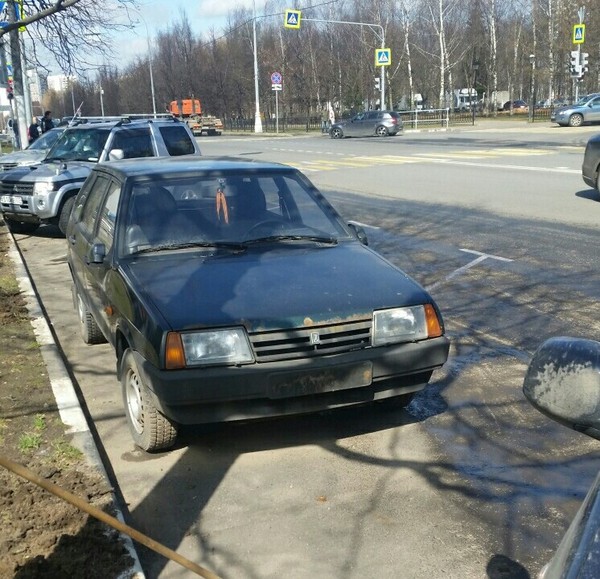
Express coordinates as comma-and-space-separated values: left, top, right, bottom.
0, 159, 94, 182
123, 243, 433, 332
0, 150, 47, 167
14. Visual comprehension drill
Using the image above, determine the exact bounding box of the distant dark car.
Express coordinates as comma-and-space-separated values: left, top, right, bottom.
329, 110, 403, 138
523, 337, 600, 578
581, 133, 600, 192
502, 100, 528, 111
66, 157, 449, 451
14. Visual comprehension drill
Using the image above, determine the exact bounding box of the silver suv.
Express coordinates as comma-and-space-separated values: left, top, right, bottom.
0, 117, 201, 234
329, 110, 403, 138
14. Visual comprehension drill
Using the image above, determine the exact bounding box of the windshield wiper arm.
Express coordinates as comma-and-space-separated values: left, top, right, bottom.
244, 235, 338, 245
133, 241, 247, 254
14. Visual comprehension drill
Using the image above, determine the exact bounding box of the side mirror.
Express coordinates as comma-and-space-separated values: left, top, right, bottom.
108, 149, 125, 161
523, 337, 600, 440
347, 221, 368, 246
88, 243, 106, 265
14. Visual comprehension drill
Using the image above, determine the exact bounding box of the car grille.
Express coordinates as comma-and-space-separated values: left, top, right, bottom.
0, 180, 35, 196
0, 162, 18, 171
249, 319, 372, 362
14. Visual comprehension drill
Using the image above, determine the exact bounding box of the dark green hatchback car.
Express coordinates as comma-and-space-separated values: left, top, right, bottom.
66, 156, 449, 451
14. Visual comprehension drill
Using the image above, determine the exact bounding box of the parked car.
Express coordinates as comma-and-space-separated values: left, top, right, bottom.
502, 100, 528, 112
551, 94, 600, 127
580, 133, 600, 192
66, 156, 450, 451
0, 117, 201, 235
0, 127, 63, 172
329, 110, 403, 138
523, 337, 600, 578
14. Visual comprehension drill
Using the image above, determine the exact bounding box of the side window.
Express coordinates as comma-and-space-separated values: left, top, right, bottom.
110, 128, 154, 158
96, 181, 122, 251
159, 125, 195, 156
78, 175, 111, 237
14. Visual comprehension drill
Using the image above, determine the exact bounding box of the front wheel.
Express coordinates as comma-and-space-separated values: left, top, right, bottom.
375, 125, 389, 137
121, 349, 178, 452
568, 113, 584, 127
330, 127, 344, 139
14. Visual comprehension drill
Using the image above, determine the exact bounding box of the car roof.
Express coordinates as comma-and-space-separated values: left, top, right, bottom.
92, 156, 298, 180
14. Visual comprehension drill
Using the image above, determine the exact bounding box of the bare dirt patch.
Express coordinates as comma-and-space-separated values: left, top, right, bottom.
0, 224, 135, 578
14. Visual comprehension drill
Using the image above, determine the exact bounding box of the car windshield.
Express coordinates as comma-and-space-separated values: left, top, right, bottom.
121, 171, 349, 256
45, 128, 111, 162
29, 129, 62, 151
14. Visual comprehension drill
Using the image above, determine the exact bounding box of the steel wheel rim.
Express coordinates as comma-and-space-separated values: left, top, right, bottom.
126, 369, 144, 434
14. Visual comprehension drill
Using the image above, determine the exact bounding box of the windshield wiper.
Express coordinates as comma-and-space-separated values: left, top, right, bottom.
133, 241, 247, 254
244, 235, 338, 245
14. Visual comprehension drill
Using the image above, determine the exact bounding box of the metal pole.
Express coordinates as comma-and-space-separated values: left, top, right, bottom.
140, 16, 157, 118
99, 86, 104, 116
276, 90, 279, 133
253, 1, 262, 133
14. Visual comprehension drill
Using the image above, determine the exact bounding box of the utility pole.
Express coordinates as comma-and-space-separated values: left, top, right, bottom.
7, 0, 27, 149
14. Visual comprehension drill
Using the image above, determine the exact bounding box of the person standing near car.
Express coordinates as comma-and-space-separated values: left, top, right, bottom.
41, 110, 54, 133
28, 117, 40, 144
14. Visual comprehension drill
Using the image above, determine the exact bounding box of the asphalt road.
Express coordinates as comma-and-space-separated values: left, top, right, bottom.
12, 122, 600, 578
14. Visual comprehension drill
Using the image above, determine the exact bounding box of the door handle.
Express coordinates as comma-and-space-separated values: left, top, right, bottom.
68, 235, 76, 245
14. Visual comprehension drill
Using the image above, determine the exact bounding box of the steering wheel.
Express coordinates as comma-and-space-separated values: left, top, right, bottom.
244, 219, 286, 237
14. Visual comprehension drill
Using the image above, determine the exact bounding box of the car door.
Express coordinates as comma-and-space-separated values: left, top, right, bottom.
68, 173, 112, 310
345, 113, 366, 137
586, 97, 600, 123
84, 179, 123, 338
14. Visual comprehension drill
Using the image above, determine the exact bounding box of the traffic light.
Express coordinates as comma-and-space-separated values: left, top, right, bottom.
570, 50, 582, 78
581, 52, 589, 74
374, 77, 381, 91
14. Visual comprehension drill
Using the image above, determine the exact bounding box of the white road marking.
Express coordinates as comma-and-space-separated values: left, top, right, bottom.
426, 249, 513, 292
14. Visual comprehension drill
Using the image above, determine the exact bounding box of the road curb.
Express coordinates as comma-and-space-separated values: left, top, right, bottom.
5, 229, 146, 579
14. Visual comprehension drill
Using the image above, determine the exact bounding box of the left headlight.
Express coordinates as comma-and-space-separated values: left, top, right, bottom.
33, 181, 54, 196
372, 304, 442, 346
166, 328, 254, 369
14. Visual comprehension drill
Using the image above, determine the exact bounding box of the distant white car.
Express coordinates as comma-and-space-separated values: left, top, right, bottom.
0, 127, 63, 172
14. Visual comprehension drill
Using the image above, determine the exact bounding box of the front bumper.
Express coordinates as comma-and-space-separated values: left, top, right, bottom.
133, 336, 450, 424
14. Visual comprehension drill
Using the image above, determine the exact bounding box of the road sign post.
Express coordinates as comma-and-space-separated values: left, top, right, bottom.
271, 72, 282, 133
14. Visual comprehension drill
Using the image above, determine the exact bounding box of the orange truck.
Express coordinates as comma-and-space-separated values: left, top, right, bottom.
168, 99, 223, 136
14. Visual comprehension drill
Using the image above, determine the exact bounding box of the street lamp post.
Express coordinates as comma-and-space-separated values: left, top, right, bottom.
138, 14, 157, 118
99, 86, 104, 116
529, 54, 535, 123
252, 1, 263, 133
472, 60, 479, 126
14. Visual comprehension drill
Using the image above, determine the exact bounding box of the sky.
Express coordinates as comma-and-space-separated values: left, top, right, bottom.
107, 0, 257, 66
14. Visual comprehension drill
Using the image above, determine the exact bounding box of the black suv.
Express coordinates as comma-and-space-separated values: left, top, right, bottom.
0, 117, 201, 235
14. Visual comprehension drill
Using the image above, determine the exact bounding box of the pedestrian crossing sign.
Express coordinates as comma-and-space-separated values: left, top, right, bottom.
375, 48, 391, 67
284, 9, 301, 29
573, 24, 585, 44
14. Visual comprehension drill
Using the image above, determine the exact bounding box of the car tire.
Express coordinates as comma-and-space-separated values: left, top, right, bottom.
595, 169, 600, 195
330, 128, 344, 139
375, 125, 389, 137
58, 196, 76, 236
568, 114, 584, 127
76, 289, 107, 345
121, 349, 178, 452
4, 218, 39, 234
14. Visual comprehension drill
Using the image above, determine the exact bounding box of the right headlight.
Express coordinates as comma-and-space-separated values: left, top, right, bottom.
33, 181, 54, 196
372, 304, 442, 346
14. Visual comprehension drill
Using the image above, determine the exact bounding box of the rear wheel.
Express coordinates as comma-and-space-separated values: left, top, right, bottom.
57, 196, 76, 236
568, 113, 584, 127
121, 349, 178, 452
75, 288, 106, 344
4, 218, 39, 234
330, 127, 344, 139
375, 125, 389, 137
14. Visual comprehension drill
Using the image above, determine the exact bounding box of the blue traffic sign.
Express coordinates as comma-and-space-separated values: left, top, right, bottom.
284, 9, 301, 29
375, 48, 391, 67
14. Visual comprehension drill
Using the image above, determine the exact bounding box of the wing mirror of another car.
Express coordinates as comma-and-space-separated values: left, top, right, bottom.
523, 337, 600, 440
347, 221, 368, 246
88, 243, 107, 265
108, 149, 125, 161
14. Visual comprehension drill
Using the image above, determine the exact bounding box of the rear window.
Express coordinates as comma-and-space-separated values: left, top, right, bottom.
159, 125, 195, 156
